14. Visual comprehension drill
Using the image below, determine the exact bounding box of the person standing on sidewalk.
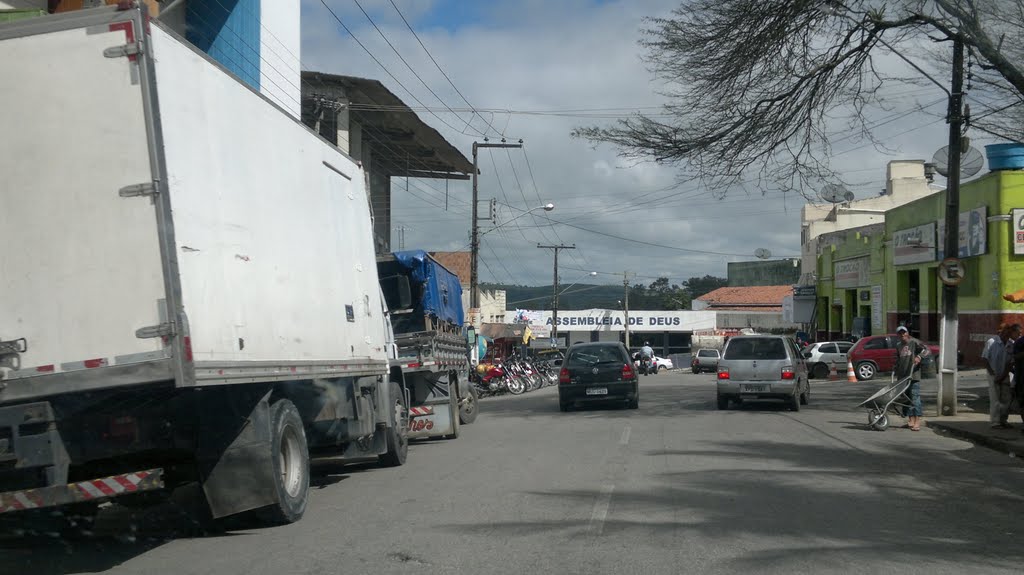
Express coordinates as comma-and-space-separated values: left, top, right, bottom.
1011, 324, 1024, 430
982, 323, 1017, 430
895, 326, 930, 431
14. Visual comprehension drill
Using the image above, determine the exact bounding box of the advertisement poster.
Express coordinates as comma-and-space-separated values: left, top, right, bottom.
937, 206, 988, 259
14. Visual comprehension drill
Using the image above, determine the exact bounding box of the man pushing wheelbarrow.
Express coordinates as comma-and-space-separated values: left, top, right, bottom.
859, 326, 931, 431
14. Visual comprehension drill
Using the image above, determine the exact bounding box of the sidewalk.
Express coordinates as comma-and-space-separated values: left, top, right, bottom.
923, 368, 1024, 456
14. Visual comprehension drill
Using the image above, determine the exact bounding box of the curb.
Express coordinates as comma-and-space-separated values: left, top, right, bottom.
926, 421, 1024, 457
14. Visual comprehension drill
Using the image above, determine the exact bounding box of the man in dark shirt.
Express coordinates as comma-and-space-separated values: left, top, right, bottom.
895, 326, 930, 431
1012, 324, 1024, 429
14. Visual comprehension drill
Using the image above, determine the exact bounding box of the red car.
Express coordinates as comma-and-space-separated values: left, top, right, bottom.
847, 334, 940, 381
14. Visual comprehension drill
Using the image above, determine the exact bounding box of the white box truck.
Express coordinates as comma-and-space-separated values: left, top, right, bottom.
0, 4, 409, 525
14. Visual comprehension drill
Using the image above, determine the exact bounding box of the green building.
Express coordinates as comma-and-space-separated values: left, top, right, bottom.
816, 168, 1024, 364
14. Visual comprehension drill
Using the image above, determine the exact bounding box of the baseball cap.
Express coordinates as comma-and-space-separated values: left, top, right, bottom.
896, 326, 908, 334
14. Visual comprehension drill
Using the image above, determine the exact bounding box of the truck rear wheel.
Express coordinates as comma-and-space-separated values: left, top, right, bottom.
266, 399, 309, 524
459, 386, 479, 425
379, 385, 409, 467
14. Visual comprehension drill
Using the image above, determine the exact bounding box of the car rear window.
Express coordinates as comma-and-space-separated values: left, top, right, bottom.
567, 346, 625, 367
724, 338, 788, 360
698, 350, 718, 357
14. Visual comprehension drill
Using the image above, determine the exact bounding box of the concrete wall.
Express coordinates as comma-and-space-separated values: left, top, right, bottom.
260, 0, 301, 118
714, 311, 796, 332
728, 259, 800, 286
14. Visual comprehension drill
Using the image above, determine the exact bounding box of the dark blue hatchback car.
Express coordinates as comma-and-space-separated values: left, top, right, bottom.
558, 342, 639, 411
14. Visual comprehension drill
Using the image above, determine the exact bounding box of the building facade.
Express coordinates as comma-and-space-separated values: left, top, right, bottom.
800, 160, 939, 285
816, 167, 1024, 364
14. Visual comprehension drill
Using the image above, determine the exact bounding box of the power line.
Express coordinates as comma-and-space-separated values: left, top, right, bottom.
348, 0, 484, 137
386, 0, 504, 138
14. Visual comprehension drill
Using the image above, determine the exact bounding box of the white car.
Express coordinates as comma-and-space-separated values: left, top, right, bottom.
653, 356, 674, 371
632, 354, 673, 373
802, 341, 854, 379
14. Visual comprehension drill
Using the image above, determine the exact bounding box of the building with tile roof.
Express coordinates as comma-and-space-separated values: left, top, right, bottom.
693, 285, 797, 331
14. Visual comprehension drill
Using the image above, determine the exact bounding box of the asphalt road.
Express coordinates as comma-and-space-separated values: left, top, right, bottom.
5, 370, 1024, 575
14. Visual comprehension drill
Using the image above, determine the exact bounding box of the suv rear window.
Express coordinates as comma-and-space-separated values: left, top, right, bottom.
724, 338, 788, 360
567, 345, 625, 367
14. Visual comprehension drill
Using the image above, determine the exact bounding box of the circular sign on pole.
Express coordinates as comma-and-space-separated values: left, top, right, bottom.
938, 257, 965, 286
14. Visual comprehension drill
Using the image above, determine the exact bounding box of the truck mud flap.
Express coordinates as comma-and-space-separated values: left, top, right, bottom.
195, 387, 276, 519
407, 403, 455, 439
0, 469, 163, 514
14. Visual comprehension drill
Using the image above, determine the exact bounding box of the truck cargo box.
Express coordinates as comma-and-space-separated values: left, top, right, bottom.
0, 7, 388, 402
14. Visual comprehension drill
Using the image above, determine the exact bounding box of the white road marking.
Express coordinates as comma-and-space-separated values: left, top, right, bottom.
588, 483, 615, 535
619, 425, 631, 445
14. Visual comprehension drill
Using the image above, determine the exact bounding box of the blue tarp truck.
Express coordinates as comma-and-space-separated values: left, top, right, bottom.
377, 251, 477, 439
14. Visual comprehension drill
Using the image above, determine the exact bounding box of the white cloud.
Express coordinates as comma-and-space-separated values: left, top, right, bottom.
299, 0, 989, 292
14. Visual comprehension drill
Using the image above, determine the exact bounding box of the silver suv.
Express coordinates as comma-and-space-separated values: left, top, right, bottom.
716, 335, 810, 411
802, 341, 853, 379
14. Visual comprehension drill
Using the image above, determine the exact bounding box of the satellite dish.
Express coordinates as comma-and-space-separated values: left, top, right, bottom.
932, 145, 984, 178
843, 191, 856, 202
820, 183, 851, 203
754, 248, 772, 259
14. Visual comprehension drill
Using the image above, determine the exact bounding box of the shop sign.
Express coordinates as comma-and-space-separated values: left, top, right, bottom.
893, 223, 936, 265
1014, 208, 1024, 256
871, 286, 883, 330
834, 257, 870, 288
937, 206, 988, 259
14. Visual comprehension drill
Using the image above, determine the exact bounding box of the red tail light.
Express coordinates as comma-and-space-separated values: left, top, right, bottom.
559, 367, 570, 384
622, 363, 635, 379
781, 368, 796, 380
717, 369, 730, 380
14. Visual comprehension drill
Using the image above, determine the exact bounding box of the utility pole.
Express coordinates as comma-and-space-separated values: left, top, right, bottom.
538, 244, 575, 347
471, 141, 522, 310
623, 271, 632, 349
937, 36, 965, 417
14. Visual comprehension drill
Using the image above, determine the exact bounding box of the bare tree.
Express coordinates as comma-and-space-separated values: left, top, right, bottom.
573, 0, 1024, 198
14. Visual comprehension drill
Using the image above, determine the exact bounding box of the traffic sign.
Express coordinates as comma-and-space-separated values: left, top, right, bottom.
938, 257, 965, 286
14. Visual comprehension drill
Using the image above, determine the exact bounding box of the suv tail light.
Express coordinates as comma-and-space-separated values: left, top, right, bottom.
717, 369, 729, 380
781, 367, 796, 380
622, 363, 635, 379
559, 367, 570, 384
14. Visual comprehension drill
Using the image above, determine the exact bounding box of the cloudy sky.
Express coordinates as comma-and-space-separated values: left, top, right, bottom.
298, 0, 972, 289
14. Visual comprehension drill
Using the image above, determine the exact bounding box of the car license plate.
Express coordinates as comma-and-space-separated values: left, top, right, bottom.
741, 384, 768, 393
586, 387, 608, 396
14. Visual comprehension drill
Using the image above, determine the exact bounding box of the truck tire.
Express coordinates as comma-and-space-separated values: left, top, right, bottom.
459, 386, 479, 425
266, 399, 309, 524
379, 384, 410, 467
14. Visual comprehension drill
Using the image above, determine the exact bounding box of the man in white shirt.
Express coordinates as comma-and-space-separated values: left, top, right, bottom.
982, 323, 1017, 429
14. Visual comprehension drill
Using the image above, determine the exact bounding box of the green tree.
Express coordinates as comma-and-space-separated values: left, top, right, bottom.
685, 275, 729, 299
574, 0, 1024, 197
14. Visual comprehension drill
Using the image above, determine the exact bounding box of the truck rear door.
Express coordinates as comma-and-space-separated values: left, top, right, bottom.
0, 10, 173, 385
